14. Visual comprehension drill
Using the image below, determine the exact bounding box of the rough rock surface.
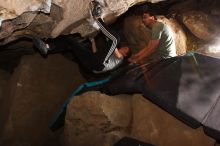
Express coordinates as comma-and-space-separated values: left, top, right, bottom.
0, 0, 51, 23
123, 15, 187, 55
182, 11, 220, 41
0, 54, 86, 146
63, 91, 132, 146
64, 92, 215, 146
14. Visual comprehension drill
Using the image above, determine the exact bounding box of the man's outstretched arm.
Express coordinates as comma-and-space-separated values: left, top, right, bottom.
129, 39, 159, 63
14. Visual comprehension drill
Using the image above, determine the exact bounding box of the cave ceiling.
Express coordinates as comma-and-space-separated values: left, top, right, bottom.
0, 0, 219, 48
0, 0, 165, 46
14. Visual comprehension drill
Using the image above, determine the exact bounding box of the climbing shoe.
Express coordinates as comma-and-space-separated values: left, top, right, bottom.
90, 0, 102, 18
32, 36, 50, 56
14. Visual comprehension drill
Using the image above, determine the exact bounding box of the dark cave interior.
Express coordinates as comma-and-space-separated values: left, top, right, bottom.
0, 0, 220, 74
0, 1, 220, 145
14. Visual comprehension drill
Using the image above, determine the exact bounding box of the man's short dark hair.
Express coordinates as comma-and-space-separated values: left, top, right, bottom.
138, 4, 149, 15
126, 4, 148, 16
135, 4, 155, 16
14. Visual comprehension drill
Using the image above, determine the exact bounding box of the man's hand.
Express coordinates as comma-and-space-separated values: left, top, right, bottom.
128, 53, 143, 64
129, 39, 159, 64
114, 48, 123, 58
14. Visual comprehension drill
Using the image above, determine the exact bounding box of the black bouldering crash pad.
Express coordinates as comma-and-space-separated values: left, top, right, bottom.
101, 52, 220, 141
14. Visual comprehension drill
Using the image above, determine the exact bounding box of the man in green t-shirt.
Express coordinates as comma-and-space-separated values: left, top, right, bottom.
129, 12, 176, 64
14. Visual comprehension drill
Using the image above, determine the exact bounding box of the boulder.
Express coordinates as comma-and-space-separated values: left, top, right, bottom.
0, 54, 86, 146
63, 91, 132, 146
63, 92, 215, 146
182, 11, 220, 41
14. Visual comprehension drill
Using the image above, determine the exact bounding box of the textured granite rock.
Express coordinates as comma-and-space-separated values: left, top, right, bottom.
63, 92, 215, 146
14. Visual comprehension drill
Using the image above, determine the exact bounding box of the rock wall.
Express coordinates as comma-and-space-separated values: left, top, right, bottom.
182, 11, 220, 41
0, 54, 86, 146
